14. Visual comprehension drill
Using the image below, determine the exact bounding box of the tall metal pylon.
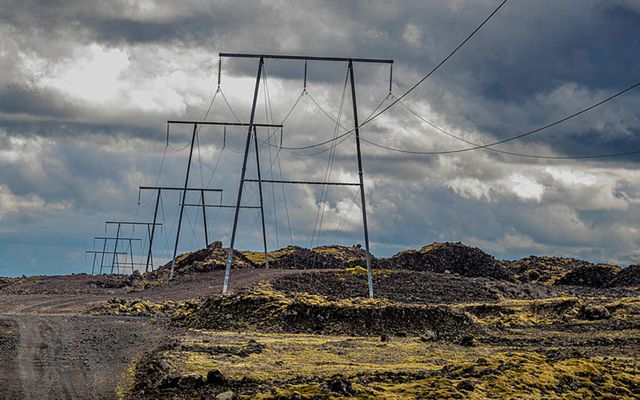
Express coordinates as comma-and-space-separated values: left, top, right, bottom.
219, 53, 394, 298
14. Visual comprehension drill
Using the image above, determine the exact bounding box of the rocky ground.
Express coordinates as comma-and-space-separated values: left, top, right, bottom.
1, 241, 639, 399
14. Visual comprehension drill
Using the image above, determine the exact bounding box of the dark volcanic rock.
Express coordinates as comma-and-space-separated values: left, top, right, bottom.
579, 304, 611, 321
380, 242, 514, 281
243, 245, 376, 270
608, 265, 640, 287
505, 256, 595, 285
187, 287, 480, 339
555, 265, 621, 288
147, 244, 256, 280
269, 270, 559, 304
323, 375, 358, 396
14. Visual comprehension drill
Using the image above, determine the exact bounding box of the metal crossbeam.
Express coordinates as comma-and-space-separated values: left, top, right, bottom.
105, 221, 162, 226
117, 262, 148, 266
139, 186, 222, 192
168, 120, 283, 128
86, 251, 126, 254
182, 203, 261, 209
94, 237, 142, 241
245, 178, 360, 186
220, 53, 393, 64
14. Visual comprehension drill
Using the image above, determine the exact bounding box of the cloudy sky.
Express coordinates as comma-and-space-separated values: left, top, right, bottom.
2, 0, 640, 276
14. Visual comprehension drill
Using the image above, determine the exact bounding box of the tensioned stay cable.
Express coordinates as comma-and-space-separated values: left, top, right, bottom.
267, 83, 297, 258
310, 68, 349, 253
330, 189, 360, 245
262, 65, 280, 248
276, 152, 296, 260
317, 70, 349, 246
220, 90, 242, 123
262, 63, 298, 258
184, 207, 199, 250
322, 99, 393, 246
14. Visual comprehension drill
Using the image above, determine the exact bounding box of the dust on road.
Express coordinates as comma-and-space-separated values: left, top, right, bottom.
0, 314, 172, 400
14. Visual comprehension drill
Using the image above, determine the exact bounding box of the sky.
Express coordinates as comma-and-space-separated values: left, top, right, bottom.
2, 0, 640, 276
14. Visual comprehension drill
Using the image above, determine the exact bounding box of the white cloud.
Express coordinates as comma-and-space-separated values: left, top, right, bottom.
448, 177, 493, 201
544, 167, 597, 186
3, 0, 640, 274
506, 173, 544, 202
0, 184, 68, 220
402, 23, 423, 48
31, 44, 130, 104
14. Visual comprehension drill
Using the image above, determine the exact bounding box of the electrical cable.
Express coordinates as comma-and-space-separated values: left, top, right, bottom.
280, 92, 392, 158
361, 88, 640, 158
358, 0, 510, 129
310, 68, 349, 252
262, 64, 282, 248
259, 90, 391, 153
330, 189, 360, 244
220, 89, 243, 123
251, 0, 509, 154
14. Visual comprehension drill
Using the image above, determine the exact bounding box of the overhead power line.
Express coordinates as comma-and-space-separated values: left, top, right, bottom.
362, 82, 640, 158
359, 0, 510, 128
255, 0, 509, 152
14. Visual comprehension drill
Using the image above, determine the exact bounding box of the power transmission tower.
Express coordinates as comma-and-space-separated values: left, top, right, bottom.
138, 186, 222, 271
105, 221, 162, 273
93, 236, 142, 274
85, 250, 126, 275
163, 120, 283, 280
219, 53, 393, 299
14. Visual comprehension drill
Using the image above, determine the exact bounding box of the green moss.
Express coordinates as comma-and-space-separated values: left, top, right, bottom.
115, 358, 139, 400
89, 298, 201, 319
461, 296, 640, 327
345, 266, 368, 275
123, 324, 640, 399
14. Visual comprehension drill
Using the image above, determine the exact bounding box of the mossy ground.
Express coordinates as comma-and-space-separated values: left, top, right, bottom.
114, 286, 640, 399
186, 284, 478, 338
121, 330, 640, 399
89, 298, 202, 319
461, 296, 640, 327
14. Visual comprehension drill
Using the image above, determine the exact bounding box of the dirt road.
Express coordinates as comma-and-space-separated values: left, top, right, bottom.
0, 314, 172, 400
0, 265, 514, 399
0, 268, 307, 399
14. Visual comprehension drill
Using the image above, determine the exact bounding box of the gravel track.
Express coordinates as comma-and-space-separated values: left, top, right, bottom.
0, 268, 311, 399
0, 314, 172, 400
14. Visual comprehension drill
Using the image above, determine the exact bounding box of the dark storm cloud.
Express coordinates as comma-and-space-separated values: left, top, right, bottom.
0, 85, 83, 118
2, 0, 640, 276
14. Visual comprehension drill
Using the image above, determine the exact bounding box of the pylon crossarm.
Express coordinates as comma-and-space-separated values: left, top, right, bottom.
182, 203, 261, 209
244, 178, 360, 186
220, 53, 393, 64
167, 120, 282, 128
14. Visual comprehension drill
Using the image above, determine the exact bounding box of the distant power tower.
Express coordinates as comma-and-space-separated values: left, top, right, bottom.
91, 236, 142, 274
138, 185, 223, 271
105, 221, 162, 272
